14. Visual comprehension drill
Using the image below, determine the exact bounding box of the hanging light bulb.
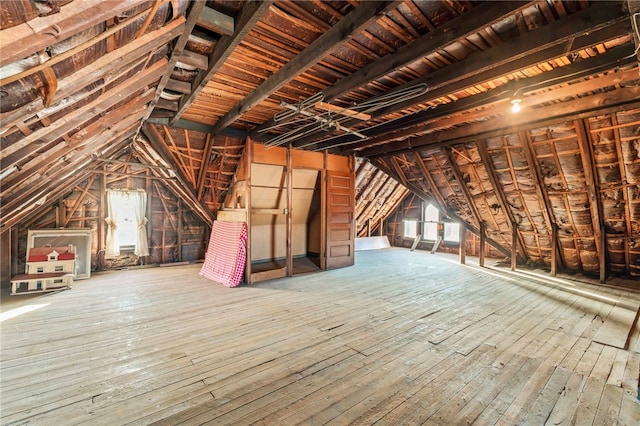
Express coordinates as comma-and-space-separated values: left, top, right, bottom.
511, 99, 522, 113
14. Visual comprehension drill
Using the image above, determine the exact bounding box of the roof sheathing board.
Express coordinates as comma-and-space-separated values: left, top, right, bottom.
446, 143, 513, 249
482, 132, 552, 265
527, 121, 599, 273
588, 108, 640, 277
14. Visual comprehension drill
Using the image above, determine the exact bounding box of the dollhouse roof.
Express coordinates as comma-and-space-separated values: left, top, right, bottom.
28, 247, 76, 262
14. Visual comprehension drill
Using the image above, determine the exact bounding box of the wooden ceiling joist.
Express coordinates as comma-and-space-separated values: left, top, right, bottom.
141, 123, 213, 223
170, 1, 275, 124
370, 3, 630, 119
362, 89, 640, 158
1, 58, 169, 164
0, 0, 152, 66
209, 1, 396, 134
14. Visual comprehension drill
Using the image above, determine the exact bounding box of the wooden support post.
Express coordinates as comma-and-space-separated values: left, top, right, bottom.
431, 236, 442, 254
479, 221, 486, 267
57, 197, 65, 227
600, 224, 607, 283
286, 145, 293, 277
459, 225, 466, 265
511, 222, 518, 271
551, 223, 557, 277
177, 199, 183, 262
379, 217, 384, 236
98, 169, 106, 271
145, 170, 152, 263
410, 234, 422, 251
11, 227, 19, 277
367, 219, 371, 237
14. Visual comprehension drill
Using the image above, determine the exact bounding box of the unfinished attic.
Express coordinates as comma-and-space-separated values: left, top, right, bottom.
1, 0, 640, 424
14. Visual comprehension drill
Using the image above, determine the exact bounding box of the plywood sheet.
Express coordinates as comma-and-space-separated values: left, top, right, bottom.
592, 304, 640, 349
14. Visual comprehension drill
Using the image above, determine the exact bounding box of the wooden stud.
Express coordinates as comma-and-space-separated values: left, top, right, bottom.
63, 175, 96, 227
476, 139, 528, 263
479, 221, 486, 267
511, 222, 518, 271
459, 224, 466, 265
519, 130, 564, 271
286, 145, 293, 277
134, 0, 165, 38
600, 224, 607, 284
177, 199, 183, 262
551, 223, 558, 277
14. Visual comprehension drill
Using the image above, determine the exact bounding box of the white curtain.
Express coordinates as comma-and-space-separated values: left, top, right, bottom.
105, 190, 121, 258
131, 190, 149, 256
105, 189, 149, 258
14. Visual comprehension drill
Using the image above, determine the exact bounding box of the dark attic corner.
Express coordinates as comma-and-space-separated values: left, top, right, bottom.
1, 1, 640, 424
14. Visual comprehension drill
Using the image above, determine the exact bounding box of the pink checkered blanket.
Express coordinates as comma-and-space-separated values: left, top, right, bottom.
200, 220, 247, 287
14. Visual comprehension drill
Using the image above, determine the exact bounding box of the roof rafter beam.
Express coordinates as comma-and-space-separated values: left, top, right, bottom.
253, 1, 532, 138
1, 92, 152, 202
0, 16, 186, 128
369, 2, 630, 119
0, 130, 135, 232
371, 156, 512, 258
320, 45, 637, 152
141, 1, 207, 122
297, 4, 631, 151
141, 123, 213, 222
1, 58, 169, 165
475, 139, 529, 261
0, 0, 152, 66
209, 1, 396, 134
170, 1, 275, 124
362, 86, 640, 157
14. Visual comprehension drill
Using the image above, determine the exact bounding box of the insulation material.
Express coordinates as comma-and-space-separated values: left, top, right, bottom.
448, 143, 511, 249
483, 133, 551, 264
200, 220, 247, 287
418, 148, 477, 227
529, 122, 598, 273
590, 108, 640, 276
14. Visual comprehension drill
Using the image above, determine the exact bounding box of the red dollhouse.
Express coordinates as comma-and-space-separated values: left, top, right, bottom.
10, 245, 76, 295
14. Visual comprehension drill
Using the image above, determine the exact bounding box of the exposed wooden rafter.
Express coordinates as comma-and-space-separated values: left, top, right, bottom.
170, 1, 275, 124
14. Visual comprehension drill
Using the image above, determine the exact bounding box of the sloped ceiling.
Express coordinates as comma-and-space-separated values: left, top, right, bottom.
1, 1, 639, 277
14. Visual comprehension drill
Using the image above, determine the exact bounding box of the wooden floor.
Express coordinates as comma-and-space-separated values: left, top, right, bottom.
1, 248, 639, 425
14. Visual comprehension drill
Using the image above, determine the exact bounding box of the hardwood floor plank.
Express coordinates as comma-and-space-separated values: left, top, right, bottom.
593, 383, 624, 425
545, 371, 585, 426
2, 249, 639, 425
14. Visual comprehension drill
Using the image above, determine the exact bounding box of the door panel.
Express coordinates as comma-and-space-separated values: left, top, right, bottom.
326, 171, 354, 269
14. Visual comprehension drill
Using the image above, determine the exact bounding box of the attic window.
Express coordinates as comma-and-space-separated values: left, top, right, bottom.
423, 204, 460, 243
423, 204, 439, 240
404, 220, 418, 238
105, 190, 149, 258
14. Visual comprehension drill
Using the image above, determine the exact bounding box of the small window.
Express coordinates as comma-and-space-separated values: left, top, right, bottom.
404, 220, 418, 238
423, 204, 440, 240
54, 279, 63, 284
36, 280, 42, 290
49, 255, 56, 261
444, 223, 461, 242
55, 265, 64, 272
37, 267, 44, 273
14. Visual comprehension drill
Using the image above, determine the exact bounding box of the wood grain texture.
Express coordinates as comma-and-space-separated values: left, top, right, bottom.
1, 248, 639, 425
